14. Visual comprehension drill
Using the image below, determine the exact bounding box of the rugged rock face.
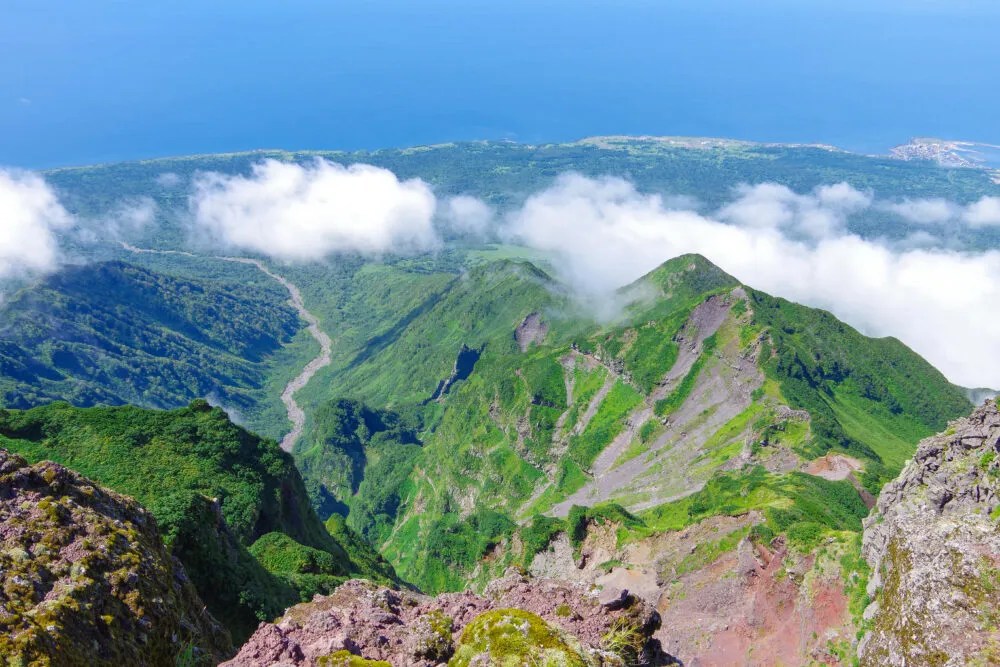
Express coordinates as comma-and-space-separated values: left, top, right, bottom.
860, 400, 1000, 666
0, 449, 231, 665
225, 569, 672, 666
530, 516, 859, 666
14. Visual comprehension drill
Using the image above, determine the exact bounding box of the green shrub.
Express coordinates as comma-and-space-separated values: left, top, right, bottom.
519, 515, 566, 562
249, 532, 343, 577
785, 522, 826, 550
317, 651, 391, 667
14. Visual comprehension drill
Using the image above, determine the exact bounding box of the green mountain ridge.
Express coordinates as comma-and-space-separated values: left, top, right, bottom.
0, 248, 977, 664
0, 261, 300, 420
286, 253, 970, 594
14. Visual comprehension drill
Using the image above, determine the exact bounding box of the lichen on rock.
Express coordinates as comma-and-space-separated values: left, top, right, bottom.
859, 400, 1000, 666
0, 449, 230, 665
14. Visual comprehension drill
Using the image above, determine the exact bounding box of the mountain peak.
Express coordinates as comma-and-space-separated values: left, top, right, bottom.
624, 253, 740, 297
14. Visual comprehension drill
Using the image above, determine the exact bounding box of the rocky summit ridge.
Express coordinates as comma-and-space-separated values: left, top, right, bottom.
859, 399, 1000, 666
225, 569, 671, 666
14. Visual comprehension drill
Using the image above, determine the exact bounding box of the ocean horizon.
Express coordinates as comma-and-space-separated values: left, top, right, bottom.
4, 0, 1000, 168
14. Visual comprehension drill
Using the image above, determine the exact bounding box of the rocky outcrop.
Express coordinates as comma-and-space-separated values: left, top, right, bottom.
225, 569, 672, 666
531, 514, 858, 666
515, 312, 549, 352
859, 400, 1000, 666
0, 449, 230, 665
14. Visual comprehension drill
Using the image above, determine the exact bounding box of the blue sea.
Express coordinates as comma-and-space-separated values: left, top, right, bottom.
3, 0, 999, 168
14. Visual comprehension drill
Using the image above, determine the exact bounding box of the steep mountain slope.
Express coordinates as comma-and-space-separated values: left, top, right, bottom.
0, 261, 301, 431
294, 398, 423, 535
0, 401, 396, 644
283, 254, 970, 664
322, 259, 575, 408
860, 399, 1000, 666
0, 449, 230, 665
296, 255, 968, 592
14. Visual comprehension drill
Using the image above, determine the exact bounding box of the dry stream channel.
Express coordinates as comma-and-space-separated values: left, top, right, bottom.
122, 244, 332, 451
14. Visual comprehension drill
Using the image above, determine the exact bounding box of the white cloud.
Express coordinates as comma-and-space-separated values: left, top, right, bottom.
717, 182, 798, 229
815, 182, 873, 210
155, 172, 182, 188
880, 195, 1000, 228
506, 173, 1000, 388
717, 181, 871, 239
114, 196, 156, 230
897, 230, 942, 249
71, 197, 156, 246
0, 169, 74, 280
190, 159, 440, 261
963, 196, 1000, 227
439, 195, 495, 238
884, 197, 958, 224
106, 197, 157, 239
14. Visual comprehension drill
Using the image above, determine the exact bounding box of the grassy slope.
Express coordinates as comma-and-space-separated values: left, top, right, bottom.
750, 289, 971, 488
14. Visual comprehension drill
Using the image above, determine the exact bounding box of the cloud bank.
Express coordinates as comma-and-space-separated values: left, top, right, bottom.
883, 194, 1000, 227
506, 173, 1000, 389
439, 195, 495, 239
181, 159, 1000, 387
964, 196, 1000, 227
718, 182, 871, 238
0, 169, 74, 281
190, 159, 439, 260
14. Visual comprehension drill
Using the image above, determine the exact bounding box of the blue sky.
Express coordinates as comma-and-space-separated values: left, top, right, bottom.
3, 0, 999, 166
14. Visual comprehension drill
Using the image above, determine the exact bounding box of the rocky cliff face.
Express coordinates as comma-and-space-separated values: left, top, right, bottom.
530, 515, 860, 666
859, 400, 1000, 666
0, 449, 230, 665
226, 569, 672, 666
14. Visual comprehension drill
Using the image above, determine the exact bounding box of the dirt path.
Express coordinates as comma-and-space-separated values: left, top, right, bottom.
120, 244, 332, 452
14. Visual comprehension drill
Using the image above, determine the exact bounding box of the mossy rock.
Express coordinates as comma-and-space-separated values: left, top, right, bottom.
317, 650, 392, 667
448, 608, 594, 667
0, 449, 231, 666
411, 609, 454, 661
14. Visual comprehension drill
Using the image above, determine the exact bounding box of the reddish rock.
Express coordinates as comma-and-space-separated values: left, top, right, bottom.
225, 569, 672, 666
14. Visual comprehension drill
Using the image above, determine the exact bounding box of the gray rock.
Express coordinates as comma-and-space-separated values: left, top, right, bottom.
859, 400, 1000, 667
596, 586, 629, 610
